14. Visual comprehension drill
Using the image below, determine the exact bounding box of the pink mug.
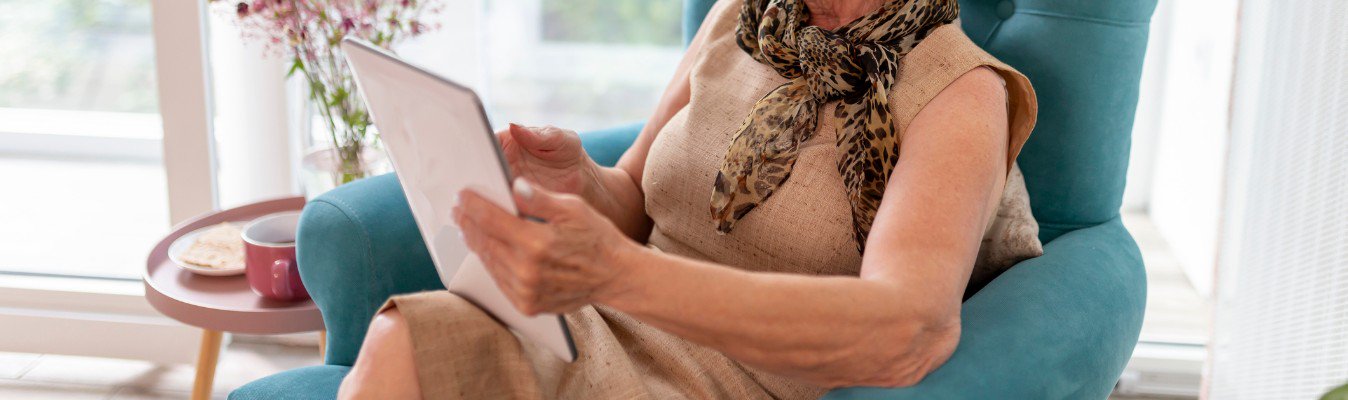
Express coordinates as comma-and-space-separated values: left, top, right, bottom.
242, 212, 309, 301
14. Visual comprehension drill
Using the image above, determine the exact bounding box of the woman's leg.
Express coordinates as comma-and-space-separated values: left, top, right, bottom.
338, 291, 549, 399
337, 308, 422, 399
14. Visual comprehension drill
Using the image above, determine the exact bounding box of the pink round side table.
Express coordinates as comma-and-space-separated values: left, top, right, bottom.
144, 196, 325, 400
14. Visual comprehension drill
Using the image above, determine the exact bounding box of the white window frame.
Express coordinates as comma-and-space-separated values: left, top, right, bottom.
0, 108, 162, 161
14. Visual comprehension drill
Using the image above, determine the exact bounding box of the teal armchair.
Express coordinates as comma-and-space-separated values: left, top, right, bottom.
230, 0, 1155, 398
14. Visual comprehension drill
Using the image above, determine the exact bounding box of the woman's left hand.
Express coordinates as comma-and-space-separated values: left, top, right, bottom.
452, 178, 638, 315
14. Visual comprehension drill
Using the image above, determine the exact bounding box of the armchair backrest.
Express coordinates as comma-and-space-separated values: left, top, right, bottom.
960, 0, 1157, 242
680, 0, 1158, 242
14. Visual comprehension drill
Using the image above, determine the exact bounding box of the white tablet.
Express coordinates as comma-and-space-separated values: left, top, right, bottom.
342, 38, 577, 362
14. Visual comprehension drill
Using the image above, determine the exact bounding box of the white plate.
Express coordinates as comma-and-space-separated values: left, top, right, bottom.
167, 225, 247, 276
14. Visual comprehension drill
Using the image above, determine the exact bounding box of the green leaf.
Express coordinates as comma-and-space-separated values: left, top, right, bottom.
1323, 383, 1348, 400
287, 58, 304, 77
328, 87, 348, 107
309, 81, 328, 103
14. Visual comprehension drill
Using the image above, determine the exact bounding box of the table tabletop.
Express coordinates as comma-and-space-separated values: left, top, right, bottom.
144, 196, 324, 335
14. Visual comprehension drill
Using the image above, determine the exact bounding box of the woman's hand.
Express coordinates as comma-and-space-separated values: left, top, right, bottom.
452, 178, 639, 315
499, 123, 654, 241
498, 124, 600, 199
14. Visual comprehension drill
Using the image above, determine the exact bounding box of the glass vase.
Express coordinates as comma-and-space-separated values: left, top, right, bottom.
300, 146, 391, 200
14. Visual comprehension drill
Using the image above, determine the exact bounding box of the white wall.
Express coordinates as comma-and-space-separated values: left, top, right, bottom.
209, 13, 296, 208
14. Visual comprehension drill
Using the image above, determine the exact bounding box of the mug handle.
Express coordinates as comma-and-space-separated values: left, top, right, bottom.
271, 259, 294, 300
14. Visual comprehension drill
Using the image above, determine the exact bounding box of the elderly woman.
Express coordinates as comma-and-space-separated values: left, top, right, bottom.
339, 0, 1041, 398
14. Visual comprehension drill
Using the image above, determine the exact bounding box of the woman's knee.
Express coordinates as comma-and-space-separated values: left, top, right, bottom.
359, 308, 417, 369
340, 308, 421, 399
368, 308, 412, 345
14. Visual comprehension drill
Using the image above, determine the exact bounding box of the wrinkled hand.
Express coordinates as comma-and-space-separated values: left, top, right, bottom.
453, 178, 637, 315
497, 124, 597, 198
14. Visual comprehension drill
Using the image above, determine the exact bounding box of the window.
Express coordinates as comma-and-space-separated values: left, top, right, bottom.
481, 0, 683, 131
1209, 1, 1348, 397
0, 0, 208, 365
391, 0, 684, 135
0, 0, 689, 363
1113, 0, 1238, 396
0, 0, 158, 113
0, 0, 167, 280
540, 0, 682, 47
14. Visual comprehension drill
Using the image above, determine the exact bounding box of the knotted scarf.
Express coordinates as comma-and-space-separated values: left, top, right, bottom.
710, 0, 959, 252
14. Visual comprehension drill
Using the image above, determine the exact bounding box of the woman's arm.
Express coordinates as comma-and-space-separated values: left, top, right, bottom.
600, 67, 1011, 387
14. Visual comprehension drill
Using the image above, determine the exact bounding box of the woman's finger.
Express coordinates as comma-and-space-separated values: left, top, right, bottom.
455, 212, 487, 252
461, 215, 548, 311
512, 178, 582, 222
463, 226, 534, 305
490, 257, 542, 316
457, 189, 543, 243
479, 253, 525, 303
509, 123, 569, 155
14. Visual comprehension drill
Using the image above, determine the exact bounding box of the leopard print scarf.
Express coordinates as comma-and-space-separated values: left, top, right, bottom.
710, 0, 958, 252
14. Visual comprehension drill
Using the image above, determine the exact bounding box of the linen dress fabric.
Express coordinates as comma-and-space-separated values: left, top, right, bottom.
383, 0, 1042, 398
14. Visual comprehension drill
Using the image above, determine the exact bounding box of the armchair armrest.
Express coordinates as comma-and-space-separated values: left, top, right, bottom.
824, 217, 1147, 399
297, 174, 443, 366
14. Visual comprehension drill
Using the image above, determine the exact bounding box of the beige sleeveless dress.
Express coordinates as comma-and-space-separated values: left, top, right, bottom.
384, 1, 1040, 398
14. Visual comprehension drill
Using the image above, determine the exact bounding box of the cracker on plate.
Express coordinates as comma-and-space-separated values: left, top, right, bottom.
181, 223, 245, 269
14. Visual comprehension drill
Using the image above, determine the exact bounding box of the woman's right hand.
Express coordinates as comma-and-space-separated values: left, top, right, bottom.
497, 124, 600, 200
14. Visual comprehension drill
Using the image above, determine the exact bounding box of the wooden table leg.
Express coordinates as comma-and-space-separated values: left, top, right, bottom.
192, 329, 224, 400
318, 330, 327, 359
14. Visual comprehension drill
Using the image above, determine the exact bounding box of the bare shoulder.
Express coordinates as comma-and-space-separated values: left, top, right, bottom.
960, 66, 1007, 99
929, 66, 1007, 121
906, 66, 1009, 146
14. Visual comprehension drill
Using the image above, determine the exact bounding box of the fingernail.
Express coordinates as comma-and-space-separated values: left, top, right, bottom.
514, 178, 534, 199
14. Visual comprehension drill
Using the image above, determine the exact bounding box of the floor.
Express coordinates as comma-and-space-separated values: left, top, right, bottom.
1123, 212, 1212, 344
0, 338, 321, 399
0, 212, 1207, 399
1111, 213, 1210, 400
1126, 211, 1213, 342
0, 341, 1196, 400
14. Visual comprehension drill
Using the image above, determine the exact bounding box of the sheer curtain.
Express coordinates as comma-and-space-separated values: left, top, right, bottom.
1209, 0, 1348, 398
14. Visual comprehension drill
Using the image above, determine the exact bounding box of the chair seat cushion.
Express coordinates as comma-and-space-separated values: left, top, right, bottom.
228, 365, 350, 400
